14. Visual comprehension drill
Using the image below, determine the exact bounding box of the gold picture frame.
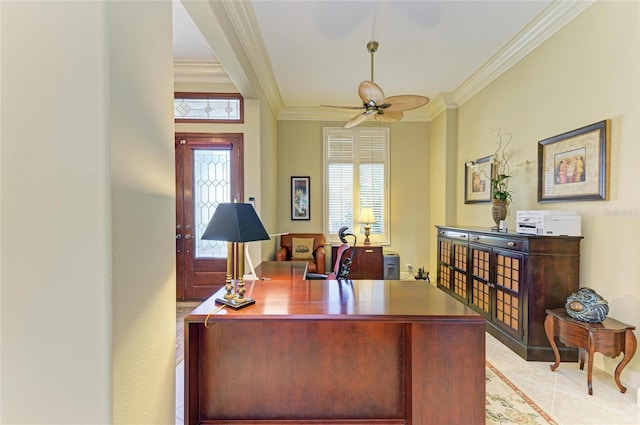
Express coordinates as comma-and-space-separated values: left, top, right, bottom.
465, 155, 492, 204
538, 120, 610, 202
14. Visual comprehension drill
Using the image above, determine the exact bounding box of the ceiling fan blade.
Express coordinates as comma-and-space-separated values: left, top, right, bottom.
358, 81, 385, 106
374, 110, 404, 123
321, 104, 365, 110
344, 112, 371, 128
384, 95, 430, 112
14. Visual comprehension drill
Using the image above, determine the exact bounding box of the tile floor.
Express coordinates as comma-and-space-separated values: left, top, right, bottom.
485, 333, 640, 425
176, 332, 640, 425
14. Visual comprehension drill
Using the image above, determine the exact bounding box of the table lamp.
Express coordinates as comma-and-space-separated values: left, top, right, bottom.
358, 207, 376, 245
201, 202, 270, 309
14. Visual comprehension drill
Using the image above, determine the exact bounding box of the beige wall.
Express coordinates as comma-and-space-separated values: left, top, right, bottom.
277, 120, 430, 272
428, 107, 459, 273
438, 1, 640, 385
110, 2, 176, 423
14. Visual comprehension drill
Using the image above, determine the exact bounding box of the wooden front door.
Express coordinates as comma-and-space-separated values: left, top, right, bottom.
175, 133, 244, 300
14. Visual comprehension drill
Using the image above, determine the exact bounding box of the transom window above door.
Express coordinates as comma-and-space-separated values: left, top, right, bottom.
174, 92, 244, 123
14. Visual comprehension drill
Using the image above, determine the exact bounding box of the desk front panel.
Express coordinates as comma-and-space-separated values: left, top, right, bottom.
185, 274, 485, 425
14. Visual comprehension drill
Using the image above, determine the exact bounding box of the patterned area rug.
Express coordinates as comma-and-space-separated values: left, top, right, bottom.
176, 306, 556, 424
486, 361, 557, 425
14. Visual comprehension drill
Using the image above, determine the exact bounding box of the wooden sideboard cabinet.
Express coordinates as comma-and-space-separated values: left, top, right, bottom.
332, 245, 383, 279
436, 225, 582, 361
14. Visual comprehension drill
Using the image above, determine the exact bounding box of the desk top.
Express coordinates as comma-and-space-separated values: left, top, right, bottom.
189, 262, 482, 322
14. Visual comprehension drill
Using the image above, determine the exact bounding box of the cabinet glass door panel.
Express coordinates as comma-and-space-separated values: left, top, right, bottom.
496, 290, 520, 332
493, 250, 524, 339
453, 271, 467, 300
451, 242, 468, 301
496, 254, 520, 291
471, 278, 490, 314
472, 248, 489, 280
469, 247, 491, 316
439, 265, 451, 290
439, 240, 451, 263
437, 239, 453, 292
454, 244, 467, 271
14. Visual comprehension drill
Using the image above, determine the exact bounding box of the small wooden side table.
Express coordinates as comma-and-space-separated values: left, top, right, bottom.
544, 308, 637, 395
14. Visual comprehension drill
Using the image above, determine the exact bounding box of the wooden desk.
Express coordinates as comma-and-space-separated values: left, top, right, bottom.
544, 308, 637, 395
253, 260, 308, 282
185, 263, 486, 425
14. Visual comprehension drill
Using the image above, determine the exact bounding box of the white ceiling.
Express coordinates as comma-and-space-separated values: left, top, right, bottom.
173, 1, 593, 121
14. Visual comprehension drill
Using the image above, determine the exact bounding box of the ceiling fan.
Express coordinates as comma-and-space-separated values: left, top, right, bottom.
324, 41, 430, 128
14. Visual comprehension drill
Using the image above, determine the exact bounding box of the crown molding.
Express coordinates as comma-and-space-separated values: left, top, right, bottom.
221, 0, 283, 115
424, 93, 458, 121
174, 61, 233, 84
453, 0, 595, 106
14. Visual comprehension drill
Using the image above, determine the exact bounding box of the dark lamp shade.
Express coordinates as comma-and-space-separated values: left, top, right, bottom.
201, 203, 270, 243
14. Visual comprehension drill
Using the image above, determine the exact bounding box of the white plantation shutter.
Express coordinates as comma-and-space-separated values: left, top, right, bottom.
324, 128, 389, 244
327, 134, 355, 233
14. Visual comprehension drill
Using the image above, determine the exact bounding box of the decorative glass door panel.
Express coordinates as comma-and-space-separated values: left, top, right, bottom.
194, 150, 230, 259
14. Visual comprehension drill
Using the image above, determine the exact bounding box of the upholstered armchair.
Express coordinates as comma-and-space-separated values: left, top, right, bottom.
275, 233, 326, 274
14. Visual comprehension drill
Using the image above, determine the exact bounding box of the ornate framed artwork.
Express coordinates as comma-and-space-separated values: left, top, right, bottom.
465, 155, 492, 204
538, 120, 610, 202
291, 176, 310, 220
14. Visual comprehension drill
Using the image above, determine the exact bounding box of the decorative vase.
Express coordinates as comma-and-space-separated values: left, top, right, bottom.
491, 199, 508, 226
565, 287, 609, 323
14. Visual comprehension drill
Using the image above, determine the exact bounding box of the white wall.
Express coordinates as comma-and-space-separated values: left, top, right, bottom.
1, 2, 176, 423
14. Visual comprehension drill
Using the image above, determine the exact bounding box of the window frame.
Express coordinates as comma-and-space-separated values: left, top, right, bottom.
174, 92, 244, 124
323, 127, 390, 246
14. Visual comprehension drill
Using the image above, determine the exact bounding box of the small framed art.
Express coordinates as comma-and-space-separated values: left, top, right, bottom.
291, 176, 310, 220
538, 120, 610, 202
465, 155, 492, 204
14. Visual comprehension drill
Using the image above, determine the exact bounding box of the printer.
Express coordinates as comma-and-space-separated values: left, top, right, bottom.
516, 210, 582, 236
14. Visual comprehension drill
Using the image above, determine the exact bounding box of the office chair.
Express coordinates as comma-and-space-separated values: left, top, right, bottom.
306, 226, 357, 280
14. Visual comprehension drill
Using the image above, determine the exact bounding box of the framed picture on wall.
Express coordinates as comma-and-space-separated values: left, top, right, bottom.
465, 155, 492, 204
538, 120, 610, 202
291, 176, 310, 220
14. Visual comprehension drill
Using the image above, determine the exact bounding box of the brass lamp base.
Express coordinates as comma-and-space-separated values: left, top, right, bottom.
363, 225, 371, 245
215, 297, 256, 310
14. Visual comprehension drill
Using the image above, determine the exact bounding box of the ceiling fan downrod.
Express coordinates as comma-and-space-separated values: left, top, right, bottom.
367, 41, 378, 82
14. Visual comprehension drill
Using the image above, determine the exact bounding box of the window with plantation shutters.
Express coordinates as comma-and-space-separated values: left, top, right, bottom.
323, 127, 389, 245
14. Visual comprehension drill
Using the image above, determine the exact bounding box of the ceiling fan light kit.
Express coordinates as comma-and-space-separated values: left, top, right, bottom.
324, 41, 430, 128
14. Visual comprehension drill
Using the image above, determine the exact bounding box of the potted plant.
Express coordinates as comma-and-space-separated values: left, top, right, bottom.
490, 130, 516, 226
